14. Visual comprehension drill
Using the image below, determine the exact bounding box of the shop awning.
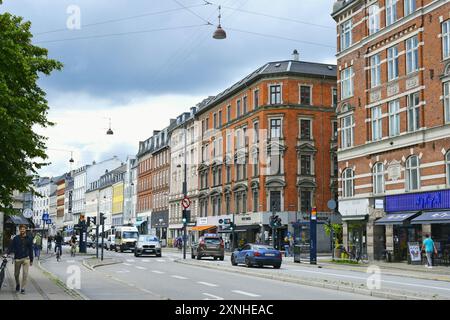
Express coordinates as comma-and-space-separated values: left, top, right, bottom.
191, 225, 216, 231
341, 215, 368, 221
6, 215, 31, 225
411, 211, 450, 224
375, 212, 419, 225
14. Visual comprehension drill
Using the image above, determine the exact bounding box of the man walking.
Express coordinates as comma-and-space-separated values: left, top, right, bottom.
422, 234, 437, 268
7, 225, 33, 294
32, 232, 42, 260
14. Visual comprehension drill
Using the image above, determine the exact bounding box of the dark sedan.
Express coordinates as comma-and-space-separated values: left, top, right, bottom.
231, 244, 282, 268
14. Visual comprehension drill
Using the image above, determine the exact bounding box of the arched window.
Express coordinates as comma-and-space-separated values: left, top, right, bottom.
405, 155, 420, 191
373, 163, 385, 194
342, 168, 354, 198
446, 151, 450, 186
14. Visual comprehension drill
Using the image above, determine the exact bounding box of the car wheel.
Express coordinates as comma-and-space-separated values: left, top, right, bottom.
120, 247, 124, 253
231, 255, 237, 266
134, 251, 139, 257
156, 253, 161, 257
219, 256, 224, 261
196, 254, 201, 260
115, 246, 118, 252
245, 256, 252, 268
213, 257, 218, 260
274, 264, 281, 269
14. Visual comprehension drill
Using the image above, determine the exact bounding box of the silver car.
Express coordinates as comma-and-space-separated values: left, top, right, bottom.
134, 235, 162, 257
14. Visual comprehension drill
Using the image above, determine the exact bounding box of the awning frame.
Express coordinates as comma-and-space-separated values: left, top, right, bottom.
411, 211, 450, 225
375, 212, 420, 225
191, 225, 216, 231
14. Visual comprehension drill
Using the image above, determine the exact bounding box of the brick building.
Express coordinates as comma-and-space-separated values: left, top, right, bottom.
332, 0, 450, 261
194, 53, 339, 250
136, 135, 155, 233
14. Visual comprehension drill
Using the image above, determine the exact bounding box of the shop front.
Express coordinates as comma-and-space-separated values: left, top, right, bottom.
194, 215, 231, 248
384, 189, 450, 265
151, 210, 168, 247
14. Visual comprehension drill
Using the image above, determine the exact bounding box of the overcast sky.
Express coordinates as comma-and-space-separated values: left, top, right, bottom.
1, 0, 337, 177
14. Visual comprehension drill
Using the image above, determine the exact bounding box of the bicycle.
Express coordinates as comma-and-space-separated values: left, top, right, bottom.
0, 255, 8, 291
70, 243, 76, 257
55, 245, 62, 262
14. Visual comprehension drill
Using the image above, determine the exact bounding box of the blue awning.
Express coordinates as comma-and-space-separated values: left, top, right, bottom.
375, 212, 420, 225
411, 211, 450, 224
134, 220, 147, 227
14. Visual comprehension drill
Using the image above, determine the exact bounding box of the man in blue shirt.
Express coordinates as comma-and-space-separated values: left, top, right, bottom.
422, 234, 437, 269
7, 225, 34, 294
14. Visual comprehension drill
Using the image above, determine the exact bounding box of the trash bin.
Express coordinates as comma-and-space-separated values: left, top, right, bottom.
293, 245, 301, 263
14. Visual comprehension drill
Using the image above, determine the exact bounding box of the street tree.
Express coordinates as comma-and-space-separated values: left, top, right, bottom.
0, 1, 63, 214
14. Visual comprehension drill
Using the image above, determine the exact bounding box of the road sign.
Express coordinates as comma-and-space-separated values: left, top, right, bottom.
23, 209, 33, 219
46, 219, 52, 224
327, 200, 337, 210
181, 197, 191, 209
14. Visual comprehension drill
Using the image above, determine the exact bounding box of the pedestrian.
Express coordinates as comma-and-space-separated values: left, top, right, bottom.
283, 236, 290, 257
422, 234, 437, 268
32, 232, 42, 260
289, 236, 294, 257
6, 225, 34, 294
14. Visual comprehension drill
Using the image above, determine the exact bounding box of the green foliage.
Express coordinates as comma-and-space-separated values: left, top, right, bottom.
324, 223, 343, 244
0, 7, 63, 213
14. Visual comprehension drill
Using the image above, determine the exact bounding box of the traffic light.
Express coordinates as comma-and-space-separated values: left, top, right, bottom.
100, 212, 105, 225
182, 210, 190, 225
270, 215, 282, 228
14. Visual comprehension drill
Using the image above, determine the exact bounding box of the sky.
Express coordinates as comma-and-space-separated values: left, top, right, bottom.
1, 0, 337, 177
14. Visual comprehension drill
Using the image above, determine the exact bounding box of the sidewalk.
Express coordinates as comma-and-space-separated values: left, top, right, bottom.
0, 254, 82, 300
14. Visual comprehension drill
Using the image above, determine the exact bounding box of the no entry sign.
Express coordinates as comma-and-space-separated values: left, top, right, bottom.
181, 197, 191, 209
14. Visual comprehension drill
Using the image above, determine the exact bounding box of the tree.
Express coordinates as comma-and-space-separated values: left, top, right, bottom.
0, 3, 63, 214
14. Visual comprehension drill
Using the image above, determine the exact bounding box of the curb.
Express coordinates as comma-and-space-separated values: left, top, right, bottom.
37, 260, 89, 301
82, 258, 123, 271
174, 259, 443, 300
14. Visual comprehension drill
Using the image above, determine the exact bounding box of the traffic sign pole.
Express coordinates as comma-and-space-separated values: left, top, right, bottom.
310, 207, 317, 265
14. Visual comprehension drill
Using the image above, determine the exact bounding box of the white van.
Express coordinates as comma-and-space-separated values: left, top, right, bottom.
114, 226, 139, 252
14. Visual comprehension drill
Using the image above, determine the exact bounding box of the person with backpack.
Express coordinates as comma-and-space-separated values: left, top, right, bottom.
6, 225, 33, 294
32, 232, 42, 260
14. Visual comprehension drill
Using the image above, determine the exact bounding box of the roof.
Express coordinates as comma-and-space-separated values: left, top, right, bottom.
196, 60, 336, 115
331, 0, 358, 16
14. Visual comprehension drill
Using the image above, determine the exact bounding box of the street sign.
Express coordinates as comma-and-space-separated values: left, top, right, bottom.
23, 209, 33, 219
42, 213, 49, 221
47, 219, 52, 224
327, 200, 337, 210
181, 197, 191, 209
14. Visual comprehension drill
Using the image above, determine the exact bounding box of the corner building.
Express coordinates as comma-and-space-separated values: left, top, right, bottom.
332, 0, 450, 262
194, 55, 339, 250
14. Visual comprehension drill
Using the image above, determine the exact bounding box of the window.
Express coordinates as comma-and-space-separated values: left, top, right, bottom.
341, 115, 354, 148
368, 4, 380, 35
300, 155, 312, 175
387, 46, 399, 81
237, 100, 241, 117
370, 54, 381, 88
341, 67, 353, 99
253, 122, 259, 143
270, 119, 282, 139
371, 106, 382, 141
300, 190, 312, 212
226, 165, 231, 183
406, 36, 419, 74
446, 152, 450, 185
444, 21, 450, 59
340, 19, 352, 50
445, 82, 450, 123
227, 105, 231, 122
405, 155, 420, 191
252, 150, 259, 177
386, 0, 397, 26
226, 133, 231, 152
373, 163, 385, 194
332, 88, 338, 107
300, 86, 312, 105
404, 0, 416, 16
218, 110, 222, 128
254, 89, 259, 108
407, 92, 420, 131
243, 96, 248, 114
332, 121, 338, 141
213, 113, 217, 129
342, 168, 354, 197
253, 190, 259, 212
269, 85, 282, 104
300, 119, 312, 140
389, 100, 400, 137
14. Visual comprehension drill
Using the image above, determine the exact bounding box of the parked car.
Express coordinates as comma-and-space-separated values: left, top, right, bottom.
114, 226, 139, 252
191, 234, 224, 260
134, 235, 161, 257
105, 235, 115, 251
231, 244, 282, 268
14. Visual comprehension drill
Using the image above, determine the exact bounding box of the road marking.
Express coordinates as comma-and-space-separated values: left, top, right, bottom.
141, 289, 154, 294
66, 260, 75, 263
123, 263, 132, 266
197, 281, 218, 287
232, 290, 261, 297
135, 266, 147, 270
142, 259, 150, 263
292, 269, 450, 292
202, 293, 224, 300
151, 270, 165, 274
115, 270, 130, 274
157, 259, 165, 262
171, 275, 188, 280
126, 259, 135, 263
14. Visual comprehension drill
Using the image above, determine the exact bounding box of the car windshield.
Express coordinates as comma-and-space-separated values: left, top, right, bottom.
123, 231, 138, 239
252, 245, 275, 250
139, 236, 158, 242
204, 238, 221, 244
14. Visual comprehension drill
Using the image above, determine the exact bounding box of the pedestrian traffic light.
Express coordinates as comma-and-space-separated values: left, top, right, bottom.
99, 212, 105, 225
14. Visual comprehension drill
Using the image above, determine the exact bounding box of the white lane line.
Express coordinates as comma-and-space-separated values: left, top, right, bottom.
156, 259, 165, 262
141, 289, 154, 294
123, 263, 132, 266
66, 260, 75, 263
171, 275, 188, 280
232, 290, 261, 297
151, 270, 165, 274
126, 259, 135, 263
203, 293, 224, 300
115, 270, 130, 274
197, 281, 218, 287
135, 266, 147, 270
141, 259, 150, 263
292, 269, 450, 292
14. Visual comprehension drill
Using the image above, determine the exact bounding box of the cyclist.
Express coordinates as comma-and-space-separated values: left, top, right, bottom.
69, 234, 77, 257
54, 232, 64, 258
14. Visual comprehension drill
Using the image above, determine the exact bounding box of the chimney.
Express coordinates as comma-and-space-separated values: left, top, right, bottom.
292, 49, 299, 61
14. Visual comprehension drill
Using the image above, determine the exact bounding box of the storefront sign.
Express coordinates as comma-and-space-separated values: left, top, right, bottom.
386, 190, 450, 212
408, 242, 422, 264
198, 217, 208, 226
375, 199, 384, 209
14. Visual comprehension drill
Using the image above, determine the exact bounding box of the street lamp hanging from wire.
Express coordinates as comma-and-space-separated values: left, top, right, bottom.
213, 5, 226, 39
106, 117, 114, 135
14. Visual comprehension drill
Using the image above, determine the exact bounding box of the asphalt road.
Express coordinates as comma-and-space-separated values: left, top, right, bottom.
40, 246, 379, 300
